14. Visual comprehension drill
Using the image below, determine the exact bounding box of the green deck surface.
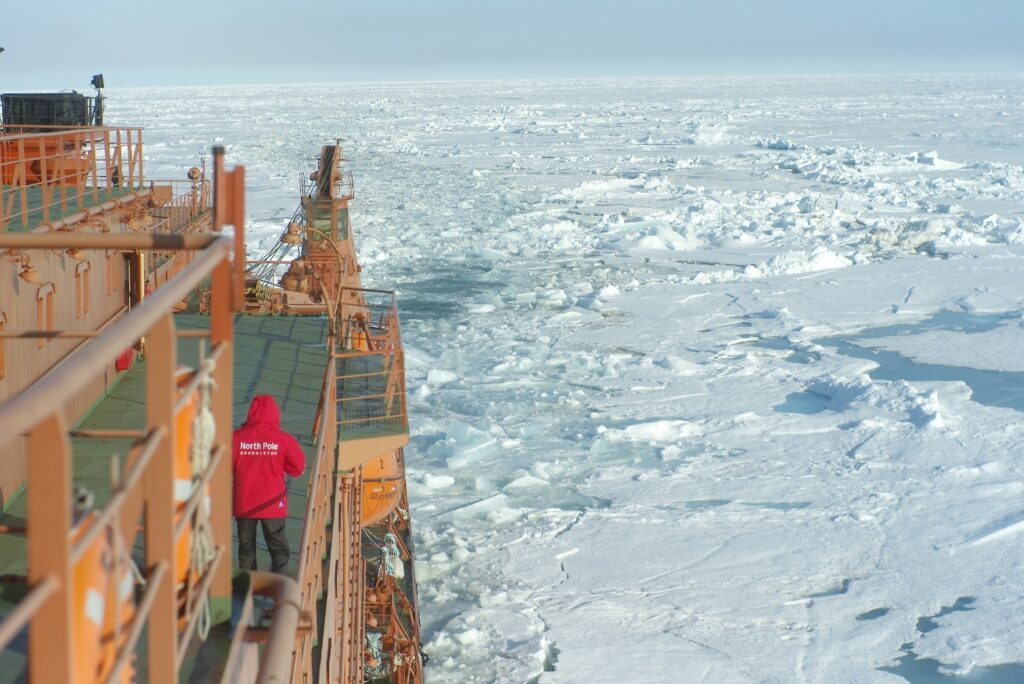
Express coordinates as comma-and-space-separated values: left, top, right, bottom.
1, 184, 138, 232
177, 313, 329, 579
0, 312, 330, 681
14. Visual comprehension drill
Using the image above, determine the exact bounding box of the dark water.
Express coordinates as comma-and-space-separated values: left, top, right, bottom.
822, 311, 1024, 414
879, 597, 1024, 682
761, 310, 1024, 415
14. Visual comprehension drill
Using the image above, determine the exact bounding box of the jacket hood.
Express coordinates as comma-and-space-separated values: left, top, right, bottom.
245, 394, 281, 426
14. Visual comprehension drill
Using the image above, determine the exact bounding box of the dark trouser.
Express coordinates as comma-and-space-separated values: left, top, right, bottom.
236, 517, 290, 574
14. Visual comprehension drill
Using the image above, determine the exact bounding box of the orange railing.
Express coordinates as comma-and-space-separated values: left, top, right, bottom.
335, 288, 408, 440
290, 345, 370, 684
147, 179, 213, 235
301, 168, 354, 202
291, 352, 337, 682
0, 126, 144, 231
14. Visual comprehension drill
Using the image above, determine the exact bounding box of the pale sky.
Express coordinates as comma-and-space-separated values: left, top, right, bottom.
2, 0, 1023, 89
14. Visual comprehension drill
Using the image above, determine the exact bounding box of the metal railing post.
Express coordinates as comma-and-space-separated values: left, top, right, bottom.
144, 312, 178, 683
210, 257, 234, 603
17, 137, 28, 226
27, 412, 74, 683
210, 145, 241, 603
336, 470, 365, 683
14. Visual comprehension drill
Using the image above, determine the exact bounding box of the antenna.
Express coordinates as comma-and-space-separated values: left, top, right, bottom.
90, 73, 104, 125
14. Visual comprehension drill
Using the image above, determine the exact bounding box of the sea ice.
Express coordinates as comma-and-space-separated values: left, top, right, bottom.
117, 73, 1024, 683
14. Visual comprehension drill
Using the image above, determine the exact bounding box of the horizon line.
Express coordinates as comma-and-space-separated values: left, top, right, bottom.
84, 68, 1024, 91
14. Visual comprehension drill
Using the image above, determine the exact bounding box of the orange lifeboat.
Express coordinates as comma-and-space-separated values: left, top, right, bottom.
174, 378, 196, 606
173, 369, 209, 625
71, 512, 135, 683
361, 450, 405, 526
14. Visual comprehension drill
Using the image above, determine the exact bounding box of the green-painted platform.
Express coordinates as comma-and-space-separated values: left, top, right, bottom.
177, 313, 329, 578
1, 184, 138, 232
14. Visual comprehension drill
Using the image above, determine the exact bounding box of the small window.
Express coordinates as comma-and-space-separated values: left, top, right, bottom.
105, 250, 115, 296
308, 204, 335, 238
0, 312, 6, 380
76, 261, 92, 317
37, 283, 55, 348
336, 207, 349, 240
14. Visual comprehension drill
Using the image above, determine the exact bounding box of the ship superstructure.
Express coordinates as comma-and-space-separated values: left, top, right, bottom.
0, 83, 423, 683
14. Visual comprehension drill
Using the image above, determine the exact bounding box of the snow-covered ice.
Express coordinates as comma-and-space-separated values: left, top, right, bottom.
112, 73, 1024, 683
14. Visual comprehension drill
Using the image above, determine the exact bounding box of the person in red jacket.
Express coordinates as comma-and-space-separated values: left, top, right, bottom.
232, 394, 305, 573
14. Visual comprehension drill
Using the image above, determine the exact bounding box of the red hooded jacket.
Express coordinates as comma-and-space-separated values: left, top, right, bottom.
232, 395, 305, 518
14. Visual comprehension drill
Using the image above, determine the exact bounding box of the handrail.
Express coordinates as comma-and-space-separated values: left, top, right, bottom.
300, 168, 354, 201
0, 236, 230, 445
147, 179, 213, 235
0, 232, 218, 249
173, 446, 225, 538
70, 425, 166, 563
0, 575, 58, 651
0, 124, 105, 134
335, 288, 408, 439
103, 561, 169, 684
174, 546, 226, 669
341, 285, 395, 297
222, 571, 304, 683
251, 571, 303, 684
0, 125, 141, 141
291, 352, 335, 681
296, 359, 332, 574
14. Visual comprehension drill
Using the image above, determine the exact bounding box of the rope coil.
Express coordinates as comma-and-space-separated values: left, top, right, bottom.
365, 631, 385, 677
189, 357, 218, 641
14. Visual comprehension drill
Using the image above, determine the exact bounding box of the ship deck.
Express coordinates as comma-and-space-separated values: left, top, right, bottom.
0, 184, 139, 232
0, 312, 329, 680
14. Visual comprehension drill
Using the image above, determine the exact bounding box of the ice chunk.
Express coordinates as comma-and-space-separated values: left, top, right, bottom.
504, 474, 549, 490
473, 247, 508, 260
515, 292, 538, 305
456, 628, 480, 645
758, 136, 800, 150
656, 355, 701, 376
423, 473, 455, 490
479, 591, 508, 608
602, 419, 704, 445
426, 368, 458, 386
428, 422, 500, 469
445, 494, 509, 520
